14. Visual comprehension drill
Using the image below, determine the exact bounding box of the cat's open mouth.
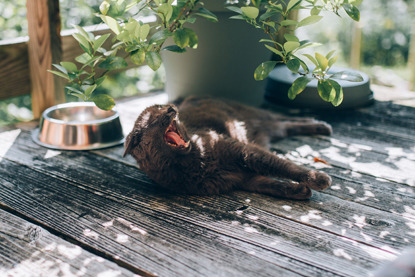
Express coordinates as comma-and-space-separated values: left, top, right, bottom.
165, 118, 190, 148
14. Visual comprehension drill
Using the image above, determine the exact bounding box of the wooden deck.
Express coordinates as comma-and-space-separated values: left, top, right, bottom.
1, 87, 415, 276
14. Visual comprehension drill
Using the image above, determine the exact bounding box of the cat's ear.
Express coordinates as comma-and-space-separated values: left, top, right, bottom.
123, 131, 142, 157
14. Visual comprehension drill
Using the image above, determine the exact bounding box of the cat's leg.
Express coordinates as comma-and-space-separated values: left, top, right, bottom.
238, 175, 312, 200
221, 140, 331, 191
265, 121, 332, 141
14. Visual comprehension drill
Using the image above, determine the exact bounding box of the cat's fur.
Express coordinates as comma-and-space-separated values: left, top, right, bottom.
124, 96, 332, 199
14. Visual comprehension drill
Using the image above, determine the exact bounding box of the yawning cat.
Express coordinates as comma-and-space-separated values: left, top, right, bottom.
124, 96, 332, 199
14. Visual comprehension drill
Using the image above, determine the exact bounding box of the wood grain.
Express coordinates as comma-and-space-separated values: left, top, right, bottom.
26, 0, 64, 118
0, 209, 136, 276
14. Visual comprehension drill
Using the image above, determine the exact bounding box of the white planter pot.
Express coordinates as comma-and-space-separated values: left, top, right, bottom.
162, 11, 270, 107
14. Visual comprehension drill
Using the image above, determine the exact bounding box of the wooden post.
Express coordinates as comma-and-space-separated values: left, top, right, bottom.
409, 21, 415, 91
350, 21, 362, 69
26, 0, 64, 118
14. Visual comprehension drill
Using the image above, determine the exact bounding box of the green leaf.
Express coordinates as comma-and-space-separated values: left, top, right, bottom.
99, 1, 110, 15
296, 42, 322, 50
317, 80, 335, 102
149, 29, 172, 44
229, 15, 246, 20
75, 53, 93, 64
297, 15, 323, 27
284, 41, 300, 53
280, 20, 297, 26
75, 25, 91, 42
95, 76, 106, 86
326, 50, 336, 59
328, 55, 338, 67
130, 50, 146, 65
254, 61, 277, 81
145, 51, 162, 71
92, 94, 116, 110
60, 62, 77, 73
286, 58, 300, 73
284, 34, 299, 42
184, 28, 198, 48
140, 24, 150, 41
288, 76, 312, 100
241, 7, 259, 19
84, 84, 97, 98
303, 53, 318, 67
173, 28, 190, 49
315, 53, 328, 70
330, 79, 343, 106
330, 71, 364, 82
158, 3, 173, 22
195, 7, 218, 22
94, 34, 111, 52
259, 11, 278, 21
48, 70, 69, 80
99, 15, 121, 35
226, 6, 243, 14
264, 44, 284, 58
162, 45, 187, 53
287, 0, 302, 12
73, 33, 91, 54
98, 56, 128, 70
53, 64, 68, 74
343, 4, 360, 21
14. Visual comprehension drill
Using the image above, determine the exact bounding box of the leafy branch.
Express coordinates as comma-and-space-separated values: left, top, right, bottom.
229, 0, 364, 106
50, 0, 217, 110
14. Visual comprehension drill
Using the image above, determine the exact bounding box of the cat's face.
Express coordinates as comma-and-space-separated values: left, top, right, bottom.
123, 104, 191, 158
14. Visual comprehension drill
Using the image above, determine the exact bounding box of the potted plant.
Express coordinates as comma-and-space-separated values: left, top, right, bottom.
50, 0, 364, 110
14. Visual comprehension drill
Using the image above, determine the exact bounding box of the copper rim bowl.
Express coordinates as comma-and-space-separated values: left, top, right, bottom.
32, 102, 124, 150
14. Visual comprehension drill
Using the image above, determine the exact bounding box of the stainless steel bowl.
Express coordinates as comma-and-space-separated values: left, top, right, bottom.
32, 102, 124, 150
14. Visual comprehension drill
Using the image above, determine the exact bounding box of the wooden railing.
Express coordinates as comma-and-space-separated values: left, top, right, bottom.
0, 0, 149, 118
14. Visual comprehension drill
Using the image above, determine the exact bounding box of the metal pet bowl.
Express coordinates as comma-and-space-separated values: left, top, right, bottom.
32, 102, 124, 150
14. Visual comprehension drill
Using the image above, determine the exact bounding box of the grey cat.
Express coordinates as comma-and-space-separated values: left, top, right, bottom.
124, 96, 332, 199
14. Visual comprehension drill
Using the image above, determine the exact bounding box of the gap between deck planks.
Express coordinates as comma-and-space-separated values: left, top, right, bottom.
1, 94, 415, 276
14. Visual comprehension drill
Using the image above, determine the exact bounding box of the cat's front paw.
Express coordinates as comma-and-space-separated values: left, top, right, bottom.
305, 170, 332, 191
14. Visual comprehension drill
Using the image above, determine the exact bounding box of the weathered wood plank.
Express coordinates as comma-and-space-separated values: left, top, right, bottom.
0, 209, 137, 276
0, 130, 402, 276
271, 135, 415, 186
0, 159, 320, 277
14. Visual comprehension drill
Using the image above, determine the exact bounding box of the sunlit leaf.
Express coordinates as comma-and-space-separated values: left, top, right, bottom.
280, 20, 297, 26
297, 15, 323, 27
330, 79, 344, 106
99, 15, 121, 35
173, 28, 190, 49
317, 79, 335, 102
130, 50, 146, 65
254, 61, 277, 80
287, 0, 302, 12
48, 70, 69, 80
288, 76, 312, 100
60, 62, 77, 73
284, 34, 299, 42
241, 6, 259, 19
145, 51, 162, 71
343, 4, 360, 21
92, 94, 116, 110
264, 44, 284, 58
94, 34, 111, 52
315, 53, 328, 70
284, 41, 300, 53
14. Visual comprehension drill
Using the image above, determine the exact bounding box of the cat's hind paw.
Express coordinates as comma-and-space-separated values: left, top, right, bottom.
305, 170, 332, 191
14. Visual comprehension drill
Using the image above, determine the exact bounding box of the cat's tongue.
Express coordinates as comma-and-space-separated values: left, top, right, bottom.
165, 131, 186, 146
